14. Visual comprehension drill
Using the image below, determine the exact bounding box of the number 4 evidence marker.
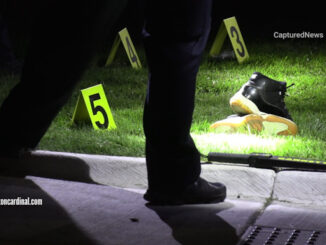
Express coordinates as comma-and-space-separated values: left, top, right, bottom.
105, 28, 142, 69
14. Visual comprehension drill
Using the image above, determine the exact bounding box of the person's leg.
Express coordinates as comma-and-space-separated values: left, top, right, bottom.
143, 0, 225, 203
0, 0, 127, 157
0, 14, 18, 72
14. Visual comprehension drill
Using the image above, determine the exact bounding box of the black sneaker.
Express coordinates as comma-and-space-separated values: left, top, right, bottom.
230, 72, 293, 120
144, 177, 226, 205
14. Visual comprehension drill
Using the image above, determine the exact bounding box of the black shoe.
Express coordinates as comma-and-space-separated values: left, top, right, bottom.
230, 72, 293, 120
144, 177, 226, 205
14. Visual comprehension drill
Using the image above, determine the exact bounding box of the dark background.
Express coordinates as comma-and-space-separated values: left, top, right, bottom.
1, 1, 325, 58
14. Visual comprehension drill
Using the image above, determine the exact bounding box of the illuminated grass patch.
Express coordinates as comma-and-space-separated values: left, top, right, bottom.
0, 40, 324, 161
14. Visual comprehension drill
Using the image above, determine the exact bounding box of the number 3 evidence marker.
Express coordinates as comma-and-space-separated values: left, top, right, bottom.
105, 28, 142, 69
209, 16, 249, 63
72, 84, 117, 130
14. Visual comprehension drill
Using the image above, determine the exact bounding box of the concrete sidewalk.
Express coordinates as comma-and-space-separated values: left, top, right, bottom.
1, 150, 326, 245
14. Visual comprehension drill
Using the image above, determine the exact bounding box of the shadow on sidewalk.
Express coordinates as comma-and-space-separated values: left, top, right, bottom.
1, 151, 97, 184
147, 202, 239, 245
0, 176, 97, 244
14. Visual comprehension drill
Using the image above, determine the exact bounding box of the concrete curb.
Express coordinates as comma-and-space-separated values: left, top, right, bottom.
13, 150, 326, 207
20, 150, 276, 202
2, 150, 326, 244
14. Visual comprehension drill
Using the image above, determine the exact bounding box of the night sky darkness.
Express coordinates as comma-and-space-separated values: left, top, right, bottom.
1, 1, 325, 56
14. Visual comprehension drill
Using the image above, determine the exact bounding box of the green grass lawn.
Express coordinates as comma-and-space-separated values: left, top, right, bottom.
1, 39, 325, 161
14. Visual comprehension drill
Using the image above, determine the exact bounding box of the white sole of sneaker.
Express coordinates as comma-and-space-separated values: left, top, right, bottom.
260, 113, 298, 136
210, 114, 263, 133
210, 114, 298, 135
229, 89, 261, 115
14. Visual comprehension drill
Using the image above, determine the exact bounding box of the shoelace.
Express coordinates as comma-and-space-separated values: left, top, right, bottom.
280, 83, 295, 120
287, 83, 295, 89
280, 83, 295, 97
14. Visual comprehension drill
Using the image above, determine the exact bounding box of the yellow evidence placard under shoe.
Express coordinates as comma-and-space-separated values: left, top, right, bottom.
209, 16, 249, 63
105, 27, 142, 69
72, 84, 117, 130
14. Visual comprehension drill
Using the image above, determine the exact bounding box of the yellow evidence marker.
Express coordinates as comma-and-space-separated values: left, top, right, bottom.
72, 84, 117, 130
105, 27, 142, 69
209, 16, 249, 63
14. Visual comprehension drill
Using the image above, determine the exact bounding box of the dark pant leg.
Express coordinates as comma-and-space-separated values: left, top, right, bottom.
0, 0, 127, 156
0, 15, 16, 67
143, 0, 212, 193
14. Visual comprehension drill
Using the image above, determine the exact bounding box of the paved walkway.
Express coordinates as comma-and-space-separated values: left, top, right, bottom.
1, 150, 326, 244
